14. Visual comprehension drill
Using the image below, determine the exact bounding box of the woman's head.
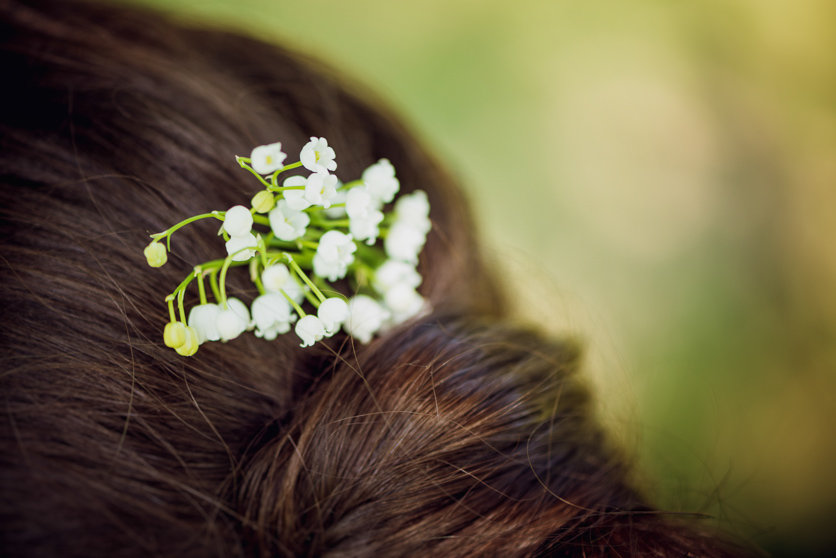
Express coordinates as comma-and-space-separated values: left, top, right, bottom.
1, 1, 752, 556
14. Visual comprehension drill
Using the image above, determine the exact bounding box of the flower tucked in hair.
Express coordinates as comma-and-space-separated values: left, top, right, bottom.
145, 137, 431, 355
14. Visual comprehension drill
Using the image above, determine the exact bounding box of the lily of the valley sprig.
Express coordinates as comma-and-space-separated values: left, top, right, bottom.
144, 137, 431, 356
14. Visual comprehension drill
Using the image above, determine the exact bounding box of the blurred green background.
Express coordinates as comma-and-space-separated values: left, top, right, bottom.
125, 0, 836, 555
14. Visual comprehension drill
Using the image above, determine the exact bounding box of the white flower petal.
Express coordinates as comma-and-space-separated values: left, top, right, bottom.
362, 158, 399, 205
317, 297, 349, 335
225, 233, 258, 262
303, 172, 338, 208
343, 295, 390, 344
251, 142, 287, 175
394, 189, 431, 233
300, 137, 337, 173
188, 303, 221, 344
323, 188, 347, 219
384, 222, 426, 264
373, 260, 422, 294
313, 230, 356, 281
223, 205, 254, 237
295, 315, 326, 347
349, 209, 384, 245
252, 293, 295, 340
345, 187, 372, 219
384, 284, 424, 316
214, 297, 251, 342
282, 176, 311, 210
269, 200, 310, 241
262, 264, 291, 292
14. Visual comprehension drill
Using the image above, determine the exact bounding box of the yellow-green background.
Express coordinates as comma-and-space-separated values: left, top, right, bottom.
125, 0, 836, 555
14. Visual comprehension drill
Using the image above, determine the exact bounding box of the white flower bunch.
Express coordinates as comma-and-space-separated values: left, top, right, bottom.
144, 137, 432, 356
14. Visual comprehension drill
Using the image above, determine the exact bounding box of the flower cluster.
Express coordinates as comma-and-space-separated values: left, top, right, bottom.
144, 137, 432, 355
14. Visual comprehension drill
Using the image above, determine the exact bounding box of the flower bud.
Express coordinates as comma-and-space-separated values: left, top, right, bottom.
175, 326, 199, 356
163, 321, 187, 348
251, 190, 275, 214
144, 241, 167, 268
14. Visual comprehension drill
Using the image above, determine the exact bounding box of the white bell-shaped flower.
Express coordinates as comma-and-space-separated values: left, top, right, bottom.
345, 187, 372, 219
393, 190, 431, 233
269, 200, 310, 241
323, 188, 347, 219
223, 205, 254, 237
262, 264, 291, 292
343, 295, 390, 344
384, 284, 425, 325
384, 222, 427, 264
282, 176, 311, 210
188, 303, 221, 344
300, 136, 337, 173
251, 142, 287, 175
312, 230, 357, 281
295, 315, 326, 347
349, 209, 384, 246
362, 158, 399, 206
373, 260, 422, 295
251, 293, 295, 340
225, 232, 258, 262
317, 297, 349, 336
304, 172, 339, 208
216, 297, 250, 342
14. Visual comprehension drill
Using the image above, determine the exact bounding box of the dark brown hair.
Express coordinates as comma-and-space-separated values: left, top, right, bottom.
0, 1, 754, 556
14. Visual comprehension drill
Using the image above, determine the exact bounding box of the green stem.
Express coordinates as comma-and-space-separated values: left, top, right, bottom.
209, 269, 221, 302
280, 161, 303, 173
169, 270, 196, 300
151, 212, 223, 243
309, 219, 349, 229
303, 288, 321, 308
286, 255, 326, 303
218, 256, 234, 310
281, 289, 306, 318
267, 237, 302, 251
267, 185, 305, 193
166, 295, 177, 323
177, 280, 191, 323
269, 161, 304, 187
196, 267, 207, 305
237, 158, 273, 188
